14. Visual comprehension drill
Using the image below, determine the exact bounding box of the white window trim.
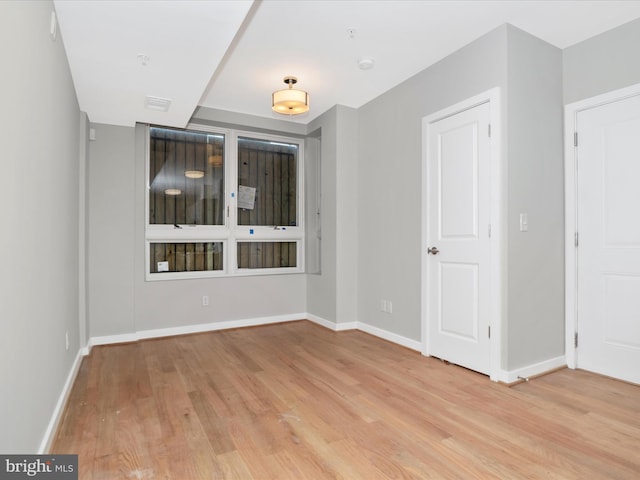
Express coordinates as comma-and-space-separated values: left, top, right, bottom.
144, 124, 305, 280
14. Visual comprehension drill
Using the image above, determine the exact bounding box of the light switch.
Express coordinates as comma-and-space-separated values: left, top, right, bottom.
519, 213, 528, 232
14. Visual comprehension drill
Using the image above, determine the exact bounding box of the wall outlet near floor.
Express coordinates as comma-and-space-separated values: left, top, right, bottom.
65, 331, 69, 351
202, 295, 209, 306
380, 299, 393, 314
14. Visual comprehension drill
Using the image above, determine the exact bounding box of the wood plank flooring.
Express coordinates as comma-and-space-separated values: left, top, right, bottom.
52, 320, 640, 479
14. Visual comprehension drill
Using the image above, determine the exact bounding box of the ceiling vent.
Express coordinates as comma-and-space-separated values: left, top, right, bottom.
144, 95, 172, 112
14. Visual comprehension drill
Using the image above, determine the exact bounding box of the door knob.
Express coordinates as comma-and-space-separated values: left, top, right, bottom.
428, 246, 439, 255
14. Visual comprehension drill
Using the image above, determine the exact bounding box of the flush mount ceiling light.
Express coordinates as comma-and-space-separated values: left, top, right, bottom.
272, 76, 309, 115
164, 188, 182, 196
184, 170, 205, 179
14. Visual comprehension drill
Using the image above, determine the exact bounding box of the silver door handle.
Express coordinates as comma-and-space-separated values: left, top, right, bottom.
428, 246, 439, 255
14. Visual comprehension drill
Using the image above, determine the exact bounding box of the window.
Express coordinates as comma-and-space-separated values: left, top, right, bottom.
148, 127, 225, 226
237, 241, 297, 269
145, 125, 304, 280
149, 242, 223, 274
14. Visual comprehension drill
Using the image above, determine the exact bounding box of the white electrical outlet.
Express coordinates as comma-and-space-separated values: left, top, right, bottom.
65, 331, 69, 351
202, 295, 209, 306
380, 300, 393, 314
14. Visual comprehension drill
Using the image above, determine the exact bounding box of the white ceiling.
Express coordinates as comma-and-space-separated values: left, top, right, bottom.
54, 0, 640, 127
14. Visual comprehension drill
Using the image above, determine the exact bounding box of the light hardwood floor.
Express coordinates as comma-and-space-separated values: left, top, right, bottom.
52, 321, 640, 479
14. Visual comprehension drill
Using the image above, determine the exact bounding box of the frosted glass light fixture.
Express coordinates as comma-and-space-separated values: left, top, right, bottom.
272, 76, 309, 115
184, 170, 205, 179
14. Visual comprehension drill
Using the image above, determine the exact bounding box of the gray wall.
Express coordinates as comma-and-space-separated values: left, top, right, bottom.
564, 17, 640, 104
306, 109, 338, 322
357, 26, 509, 344
335, 106, 359, 325
505, 26, 564, 369
0, 0, 81, 452
355, 25, 565, 371
88, 125, 136, 336
87, 109, 309, 339
305, 106, 359, 326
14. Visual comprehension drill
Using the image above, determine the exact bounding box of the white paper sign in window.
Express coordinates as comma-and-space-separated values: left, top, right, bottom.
238, 185, 256, 210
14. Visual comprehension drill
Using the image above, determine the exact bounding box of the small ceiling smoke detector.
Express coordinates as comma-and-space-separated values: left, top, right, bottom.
145, 95, 172, 112
358, 57, 375, 70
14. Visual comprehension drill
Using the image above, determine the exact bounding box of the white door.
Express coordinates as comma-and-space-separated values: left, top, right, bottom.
425, 102, 491, 375
576, 93, 640, 385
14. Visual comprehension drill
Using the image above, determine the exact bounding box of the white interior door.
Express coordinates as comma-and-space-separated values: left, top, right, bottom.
576, 93, 640, 385
425, 101, 491, 375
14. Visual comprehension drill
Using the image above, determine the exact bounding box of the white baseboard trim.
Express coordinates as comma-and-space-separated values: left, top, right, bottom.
88, 313, 308, 349
88, 314, 420, 356
499, 355, 567, 384
38, 349, 84, 454
306, 314, 357, 331
306, 315, 420, 351
356, 322, 422, 351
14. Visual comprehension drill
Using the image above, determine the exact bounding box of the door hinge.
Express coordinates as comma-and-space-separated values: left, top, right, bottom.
488, 124, 492, 138
488, 326, 491, 339
574, 131, 578, 147
574, 332, 579, 348
575, 232, 579, 247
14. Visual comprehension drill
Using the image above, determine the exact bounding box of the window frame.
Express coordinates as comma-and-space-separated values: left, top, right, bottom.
144, 123, 305, 280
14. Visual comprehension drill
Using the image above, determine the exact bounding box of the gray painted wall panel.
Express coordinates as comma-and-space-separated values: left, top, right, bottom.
506, 26, 564, 369
306, 108, 339, 323
355, 24, 565, 371
88, 125, 136, 337
86, 121, 307, 338
356, 26, 508, 344
0, 0, 81, 452
563, 18, 640, 104
335, 106, 359, 324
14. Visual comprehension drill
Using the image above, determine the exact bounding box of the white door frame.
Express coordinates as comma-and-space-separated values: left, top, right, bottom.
421, 87, 503, 382
564, 82, 640, 370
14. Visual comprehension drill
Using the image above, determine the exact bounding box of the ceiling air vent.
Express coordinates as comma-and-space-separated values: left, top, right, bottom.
144, 95, 172, 112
